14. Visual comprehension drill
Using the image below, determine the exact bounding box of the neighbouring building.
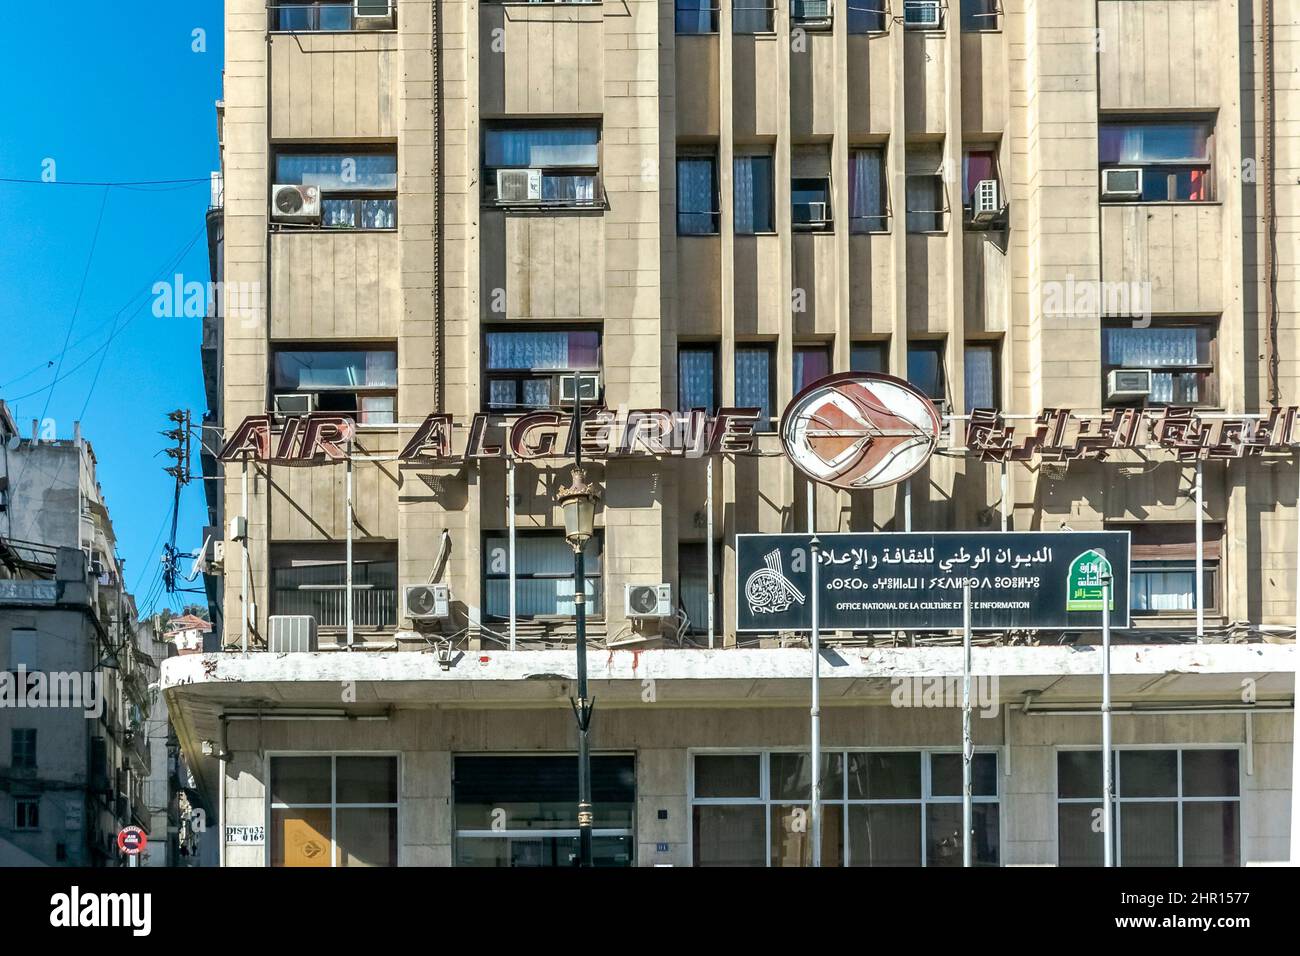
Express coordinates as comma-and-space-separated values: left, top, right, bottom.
166, 1, 1297, 867
0, 406, 166, 865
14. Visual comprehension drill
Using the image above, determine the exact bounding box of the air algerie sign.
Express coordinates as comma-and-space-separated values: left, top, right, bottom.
218, 408, 766, 463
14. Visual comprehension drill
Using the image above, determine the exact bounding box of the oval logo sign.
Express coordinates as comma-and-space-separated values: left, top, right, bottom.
780, 372, 941, 490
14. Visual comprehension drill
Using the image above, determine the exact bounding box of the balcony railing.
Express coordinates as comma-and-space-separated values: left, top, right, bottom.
272, 586, 397, 629
270, 2, 395, 33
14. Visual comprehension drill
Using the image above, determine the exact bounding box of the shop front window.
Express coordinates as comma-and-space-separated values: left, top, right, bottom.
269, 755, 398, 867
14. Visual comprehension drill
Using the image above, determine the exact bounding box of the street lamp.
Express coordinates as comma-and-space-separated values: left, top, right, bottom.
556, 392, 601, 866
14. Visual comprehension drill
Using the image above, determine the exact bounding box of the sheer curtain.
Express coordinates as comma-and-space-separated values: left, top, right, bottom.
733, 0, 770, 33
734, 155, 772, 234
678, 349, 716, 412
675, 0, 715, 33
677, 158, 716, 234
735, 348, 773, 426
486, 331, 599, 370
848, 149, 885, 232
964, 346, 995, 409
485, 128, 599, 168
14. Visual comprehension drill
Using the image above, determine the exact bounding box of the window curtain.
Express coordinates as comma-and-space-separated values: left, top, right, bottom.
274, 350, 397, 390
735, 155, 773, 234
906, 176, 942, 232
678, 349, 716, 412
484, 535, 601, 618
907, 346, 944, 400
1099, 123, 1210, 164
733, 0, 770, 33
850, 344, 885, 373
1106, 327, 1200, 367
848, 149, 885, 231
793, 348, 830, 393
675, 0, 714, 33
1133, 567, 1196, 611
276, 153, 397, 190
679, 544, 716, 634
485, 128, 599, 168
486, 331, 599, 370
845, 1, 886, 32
677, 158, 717, 234
963, 151, 995, 203
964, 346, 996, 409
735, 348, 773, 425
541, 175, 596, 203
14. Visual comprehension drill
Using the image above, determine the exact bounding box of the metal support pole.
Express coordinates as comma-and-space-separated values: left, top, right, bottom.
1102, 574, 1114, 867
706, 456, 715, 649
241, 459, 249, 655
807, 478, 815, 533
904, 478, 912, 532
507, 457, 517, 651
962, 583, 973, 868
346, 438, 354, 650
1000, 460, 1009, 532
574, 542, 593, 867
810, 534, 822, 867
1195, 460, 1204, 642
1292, 457, 1300, 864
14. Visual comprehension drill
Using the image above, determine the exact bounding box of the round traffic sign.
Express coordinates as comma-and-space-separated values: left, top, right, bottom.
117, 826, 148, 856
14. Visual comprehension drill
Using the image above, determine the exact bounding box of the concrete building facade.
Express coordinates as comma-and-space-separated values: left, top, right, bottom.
173, 0, 1298, 867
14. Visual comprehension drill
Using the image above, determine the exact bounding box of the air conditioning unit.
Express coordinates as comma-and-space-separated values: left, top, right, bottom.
271, 184, 322, 223
625, 583, 672, 619
273, 392, 317, 415
496, 168, 543, 204
268, 615, 318, 653
971, 179, 1000, 220
404, 583, 451, 620
558, 372, 601, 405
904, 0, 942, 28
1107, 368, 1153, 401
793, 201, 829, 227
1101, 167, 1143, 200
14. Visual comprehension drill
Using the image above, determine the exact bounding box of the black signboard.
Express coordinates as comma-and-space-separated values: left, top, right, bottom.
736, 531, 1131, 632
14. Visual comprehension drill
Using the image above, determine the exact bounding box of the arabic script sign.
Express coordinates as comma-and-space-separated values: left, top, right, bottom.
736, 531, 1131, 632
781, 373, 941, 490
967, 407, 1300, 462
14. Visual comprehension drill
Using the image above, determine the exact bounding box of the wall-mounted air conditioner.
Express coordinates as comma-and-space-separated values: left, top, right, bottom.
496, 168, 543, 204
1106, 368, 1153, 401
625, 583, 672, 619
404, 584, 451, 620
273, 392, 317, 415
271, 184, 321, 223
558, 372, 601, 405
268, 615, 318, 653
971, 179, 1000, 220
1101, 167, 1143, 200
904, 0, 942, 28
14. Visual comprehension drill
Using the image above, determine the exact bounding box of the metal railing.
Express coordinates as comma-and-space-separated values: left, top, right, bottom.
273, 586, 397, 629
268, 2, 394, 33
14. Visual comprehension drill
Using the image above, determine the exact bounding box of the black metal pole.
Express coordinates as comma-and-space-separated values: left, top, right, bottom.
571, 371, 594, 867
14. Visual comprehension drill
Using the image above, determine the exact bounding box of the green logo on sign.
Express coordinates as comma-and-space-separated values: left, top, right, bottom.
1066, 549, 1114, 612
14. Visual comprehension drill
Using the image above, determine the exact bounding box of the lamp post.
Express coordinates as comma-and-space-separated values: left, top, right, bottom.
557, 376, 600, 867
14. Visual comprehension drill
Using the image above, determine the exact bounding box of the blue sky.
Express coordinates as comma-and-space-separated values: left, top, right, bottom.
0, 2, 223, 614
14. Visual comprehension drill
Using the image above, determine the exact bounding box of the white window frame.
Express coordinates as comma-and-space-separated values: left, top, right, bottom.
14, 797, 39, 831
264, 751, 402, 868
451, 751, 637, 866
687, 747, 1004, 866
1053, 744, 1246, 867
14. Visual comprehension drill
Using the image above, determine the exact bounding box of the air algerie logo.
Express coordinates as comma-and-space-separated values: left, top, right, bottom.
780, 372, 942, 490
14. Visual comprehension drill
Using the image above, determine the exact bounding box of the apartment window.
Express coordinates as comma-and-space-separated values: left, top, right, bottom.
906, 173, 945, 232
679, 543, 720, 636
964, 342, 999, 410
677, 155, 720, 236
676, 0, 719, 33
273, 1, 394, 32
1099, 120, 1213, 202
846, 1, 887, 32
483, 532, 603, 619
484, 124, 601, 207
8, 628, 37, 671
269, 755, 398, 867
793, 345, 831, 394
735, 345, 775, 431
14, 798, 38, 831
270, 543, 398, 630
272, 347, 397, 423
850, 342, 887, 374
1058, 749, 1240, 866
10, 729, 36, 770
962, 147, 999, 210
1119, 523, 1221, 616
274, 149, 397, 229
792, 177, 833, 232
484, 329, 601, 411
903, 0, 944, 29
907, 341, 946, 402
678, 346, 719, 413
791, 0, 832, 25
692, 750, 1000, 866
734, 153, 775, 234
1102, 321, 1216, 406
733, 0, 774, 33
961, 0, 999, 31
849, 148, 887, 233
454, 755, 635, 866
